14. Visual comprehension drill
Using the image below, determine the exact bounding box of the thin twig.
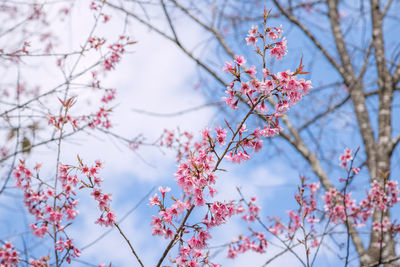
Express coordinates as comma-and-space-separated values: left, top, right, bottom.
114, 223, 144, 267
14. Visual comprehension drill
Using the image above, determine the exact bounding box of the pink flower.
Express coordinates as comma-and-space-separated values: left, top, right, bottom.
245, 65, 257, 76
164, 228, 174, 239
225, 150, 250, 164
275, 100, 289, 115
48, 211, 63, 223
30, 224, 48, 237
268, 31, 278, 41
249, 25, 258, 35
149, 194, 161, 206
215, 127, 227, 146
158, 186, 171, 197
310, 239, 319, 248
339, 148, 352, 167
152, 224, 163, 236
245, 26, 259, 46
222, 62, 234, 73
270, 37, 287, 60
105, 211, 116, 226
246, 35, 257, 46
66, 208, 79, 220
235, 55, 246, 66
194, 195, 206, 206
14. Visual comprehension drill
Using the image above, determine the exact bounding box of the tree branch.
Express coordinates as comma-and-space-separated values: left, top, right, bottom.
272, 0, 344, 76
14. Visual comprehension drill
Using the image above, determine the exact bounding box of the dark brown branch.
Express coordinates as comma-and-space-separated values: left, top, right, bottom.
156, 205, 194, 267
0, 125, 87, 164
156, 97, 263, 266
81, 186, 156, 251
169, 0, 236, 59
160, 0, 180, 44
299, 95, 350, 132
114, 223, 144, 267
272, 0, 344, 76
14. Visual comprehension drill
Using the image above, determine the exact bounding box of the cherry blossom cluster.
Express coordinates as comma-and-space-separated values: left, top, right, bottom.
0, 242, 19, 266
101, 89, 116, 103
174, 246, 220, 266
286, 182, 320, 233
221, 13, 311, 165
225, 198, 267, 259
149, 187, 215, 265
0, 2, 56, 59
227, 231, 267, 259
149, 10, 314, 265
47, 95, 114, 131
87, 107, 113, 129
88, 1, 110, 23
205, 201, 239, 227
47, 101, 79, 131
13, 161, 81, 264
55, 238, 81, 264
150, 124, 270, 264
323, 188, 363, 225
89, 37, 106, 50
223, 124, 266, 164
149, 130, 241, 265
366, 180, 399, 212
1, 1, 131, 266
323, 178, 399, 228
265, 216, 285, 236
104, 36, 133, 71
223, 15, 311, 116
372, 217, 391, 232
245, 22, 286, 60
29, 256, 50, 267
229, 179, 321, 263
299, 182, 320, 224
227, 181, 321, 261
13, 158, 115, 264
0, 0, 134, 164
277, 181, 320, 242
339, 148, 352, 168
76, 159, 116, 227
149, 190, 190, 238
239, 197, 261, 222
174, 129, 218, 206
222, 54, 311, 113
219, 130, 261, 171
159, 129, 194, 161
150, 193, 241, 265
46, 37, 136, 133
323, 149, 399, 230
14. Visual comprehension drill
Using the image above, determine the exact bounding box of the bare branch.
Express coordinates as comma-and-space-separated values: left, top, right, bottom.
131, 101, 221, 117
114, 223, 144, 266
391, 134, 400, 156
272, 0, 344, 76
